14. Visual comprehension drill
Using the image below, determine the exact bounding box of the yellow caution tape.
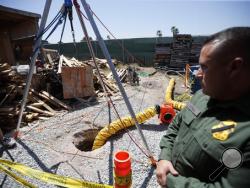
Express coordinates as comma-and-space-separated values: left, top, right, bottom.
0, 163, 37, 188
0, 158, 113, 188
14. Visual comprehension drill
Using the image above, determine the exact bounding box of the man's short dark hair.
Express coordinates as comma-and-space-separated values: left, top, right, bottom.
203, 27, 250, 63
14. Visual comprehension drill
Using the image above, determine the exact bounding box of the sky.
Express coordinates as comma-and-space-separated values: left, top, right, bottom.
1, 0, 250, 43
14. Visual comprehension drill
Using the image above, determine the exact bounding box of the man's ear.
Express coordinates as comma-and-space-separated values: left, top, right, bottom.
229, 57, 244, 78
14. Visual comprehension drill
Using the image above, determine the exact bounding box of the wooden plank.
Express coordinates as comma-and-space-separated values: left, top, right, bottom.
107, 72, 113, 79
0, 107, 14, 112
103, 78, 118, 92
70, 57, 82, 66
30, 102, 44, 107
26, 105, 54, 116
0, 63, 10, 71
0, 85, 15, 106
62, 55, 72, 67
25, 113, 39, 121
47, 54, 53, 64
38, 116, 50, 120
32, 95, 56, 114
102, 80, 115, 96
57, 55, 63, 73
103, 82, 114, 96
118, 69, 126, 80
120, 71, 127, 82
41, 90, 71, 110
61, 66, 95, 99
0, 113, 15, 118
31, 89, 61, 108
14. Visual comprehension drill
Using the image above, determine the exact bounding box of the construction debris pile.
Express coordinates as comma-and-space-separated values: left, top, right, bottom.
42, 49, 126, 97
0, 63, 23, 131
0, 62, 71, 131
0, 49, 133, 132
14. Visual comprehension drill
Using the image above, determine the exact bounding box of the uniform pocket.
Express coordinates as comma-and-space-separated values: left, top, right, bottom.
180, 133, 201, 168
180, 133, 224, 181
194, 130, 225, 163
182, 107, 197, 125
171, 111, 196, 167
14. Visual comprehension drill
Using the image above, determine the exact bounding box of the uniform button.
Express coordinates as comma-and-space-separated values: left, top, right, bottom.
203, 143, 208, 148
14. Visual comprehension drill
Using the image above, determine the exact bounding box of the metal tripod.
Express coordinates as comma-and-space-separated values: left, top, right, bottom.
16, 0, 154, 160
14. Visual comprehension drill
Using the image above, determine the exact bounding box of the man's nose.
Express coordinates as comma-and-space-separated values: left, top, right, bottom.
195, 67, 203, 79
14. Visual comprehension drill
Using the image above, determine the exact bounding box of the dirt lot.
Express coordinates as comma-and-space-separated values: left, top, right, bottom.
0, 68, 189, 187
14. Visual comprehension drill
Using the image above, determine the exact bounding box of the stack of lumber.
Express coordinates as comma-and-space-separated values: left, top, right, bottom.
169, 34, 192, 68
83, 57, 119, 69
189, 42, 203, 65
154, 43, 172, 67
93, 71, 119, 97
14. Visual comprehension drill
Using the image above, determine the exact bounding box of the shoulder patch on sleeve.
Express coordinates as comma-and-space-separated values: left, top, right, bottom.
211, 120, 237, 141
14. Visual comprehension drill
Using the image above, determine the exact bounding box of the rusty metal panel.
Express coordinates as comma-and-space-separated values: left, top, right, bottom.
61, 66, 95, 99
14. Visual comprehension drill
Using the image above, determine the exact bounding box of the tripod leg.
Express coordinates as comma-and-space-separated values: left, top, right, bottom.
80, 0, 153, 159
16, 0, 52, 136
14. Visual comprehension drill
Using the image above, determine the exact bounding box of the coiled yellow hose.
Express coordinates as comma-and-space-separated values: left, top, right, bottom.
165, 78, 186, 110
92, 106, 157, 150
92, 78, 187, 150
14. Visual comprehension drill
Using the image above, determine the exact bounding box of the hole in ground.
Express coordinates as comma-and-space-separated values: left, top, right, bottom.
72, 128, 101, 152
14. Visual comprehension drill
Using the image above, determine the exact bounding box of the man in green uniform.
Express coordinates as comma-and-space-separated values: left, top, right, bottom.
156, 27, 250, 187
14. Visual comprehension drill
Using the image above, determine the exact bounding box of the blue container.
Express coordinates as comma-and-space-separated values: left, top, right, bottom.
64, 0, 72, 7
190, 65, 201, 94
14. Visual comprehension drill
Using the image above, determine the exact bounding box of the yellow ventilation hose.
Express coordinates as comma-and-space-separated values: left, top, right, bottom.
92, 106, 157, 150
165, 78, 186, 111
92, 78, 187, 150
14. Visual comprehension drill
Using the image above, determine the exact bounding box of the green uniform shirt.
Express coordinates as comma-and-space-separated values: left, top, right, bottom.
159, 90, 250, 188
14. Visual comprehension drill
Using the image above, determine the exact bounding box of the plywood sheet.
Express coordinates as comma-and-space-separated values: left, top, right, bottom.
61, 66, 95, 99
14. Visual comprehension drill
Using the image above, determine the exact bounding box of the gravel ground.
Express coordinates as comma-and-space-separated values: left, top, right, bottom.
0, 71, 186, 188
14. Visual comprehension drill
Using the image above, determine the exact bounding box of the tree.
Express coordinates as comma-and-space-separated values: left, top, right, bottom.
81, 36, 93, 42
107, 35, 111, 40
171, 26, 179, 36
156, 30, 162, 37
